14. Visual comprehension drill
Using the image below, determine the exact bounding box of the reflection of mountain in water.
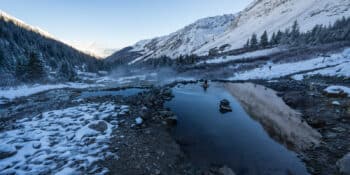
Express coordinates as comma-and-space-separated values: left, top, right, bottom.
225, 83, 321, 152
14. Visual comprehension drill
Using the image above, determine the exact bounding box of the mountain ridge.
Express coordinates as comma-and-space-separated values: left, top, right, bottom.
106, 0, 350, 65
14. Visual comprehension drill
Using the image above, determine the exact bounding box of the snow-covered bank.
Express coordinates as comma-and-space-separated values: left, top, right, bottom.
0, 83, 104, 100
292, 62, 350, 80
324, 86, 350, 97
198, 47, 282, 65
0, 102, 129, 174
229, 48, 350, 80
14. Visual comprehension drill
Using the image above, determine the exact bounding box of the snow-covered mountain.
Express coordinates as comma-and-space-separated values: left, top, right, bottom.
106, 14, 236, 64
106, 0, 350, 65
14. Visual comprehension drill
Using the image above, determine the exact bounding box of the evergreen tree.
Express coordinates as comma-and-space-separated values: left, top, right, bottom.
270, 32, 277, 45
250, 33, 258, 48
15, 59, 27, 81
275, 30, 283, 45
291, 20, 300, 44
244, 39, 250, 48
260, 31, 269, 48
27, 52, 45, 81
0, 49, 4, 68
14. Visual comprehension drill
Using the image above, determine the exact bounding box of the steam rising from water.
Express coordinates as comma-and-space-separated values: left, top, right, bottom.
107, 66, 195, 86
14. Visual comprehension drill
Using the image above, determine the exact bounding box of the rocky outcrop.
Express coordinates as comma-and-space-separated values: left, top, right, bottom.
337, 153, 350, 175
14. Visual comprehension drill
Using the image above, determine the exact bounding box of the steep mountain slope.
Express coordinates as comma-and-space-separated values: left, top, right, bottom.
198, 0, 350, 54
106, 14, 235, 65
0, 11, 101, 86
107, 0, 350, 65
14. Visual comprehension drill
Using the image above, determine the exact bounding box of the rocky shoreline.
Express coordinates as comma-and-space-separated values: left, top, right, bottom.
256, 76, 350, 175
0, 76, 349, 175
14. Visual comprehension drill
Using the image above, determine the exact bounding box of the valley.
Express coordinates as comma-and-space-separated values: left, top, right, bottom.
1, 0, 350, 174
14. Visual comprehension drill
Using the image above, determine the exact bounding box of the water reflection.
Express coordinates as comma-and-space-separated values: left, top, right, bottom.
166, 82, 314, 175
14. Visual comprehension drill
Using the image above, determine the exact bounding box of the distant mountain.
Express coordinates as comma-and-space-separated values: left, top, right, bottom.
0, 11, 101, 86
106, 0, 350, 65
105, 14, 235, 65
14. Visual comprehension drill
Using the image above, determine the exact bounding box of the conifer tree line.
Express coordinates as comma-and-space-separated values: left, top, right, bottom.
0, 15, 102, 85
244, 16, 350, 50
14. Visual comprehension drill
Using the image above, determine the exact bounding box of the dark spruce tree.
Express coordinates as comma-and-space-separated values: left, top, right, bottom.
27, 52, 45, 81
260, 31, 269, 48
250, 33, 258, 49
244, 39, 250, 48
15, 58, 27, 81
270, 32, 277, 46
291, 20, 300, 43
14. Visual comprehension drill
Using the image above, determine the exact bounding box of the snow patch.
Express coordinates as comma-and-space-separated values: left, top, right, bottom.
324, 86, 350, 97
0, 102, 129, 174
0, 83, 104, 100
198, 47, 282, 65
230, 48, 350, 80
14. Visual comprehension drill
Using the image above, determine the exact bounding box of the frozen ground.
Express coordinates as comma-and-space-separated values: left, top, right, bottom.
0, 83, 104, 100
197, 47, 282, 65
0, 102, 129, 174
229, 48, 350, 80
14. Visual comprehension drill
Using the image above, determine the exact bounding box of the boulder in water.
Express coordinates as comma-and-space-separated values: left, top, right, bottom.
220, 99, 232, 113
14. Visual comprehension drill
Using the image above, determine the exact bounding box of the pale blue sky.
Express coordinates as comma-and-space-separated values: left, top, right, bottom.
0, 0, 253, 56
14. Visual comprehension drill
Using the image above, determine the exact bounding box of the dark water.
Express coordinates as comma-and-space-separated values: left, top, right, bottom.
79, 88, 145, 98
165, 83, 309, 175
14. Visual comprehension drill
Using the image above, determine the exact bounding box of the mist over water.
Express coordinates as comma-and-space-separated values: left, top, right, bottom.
107, 66, 196, 86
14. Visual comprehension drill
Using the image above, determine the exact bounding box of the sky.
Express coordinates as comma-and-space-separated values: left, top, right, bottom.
0, 0, 253, 57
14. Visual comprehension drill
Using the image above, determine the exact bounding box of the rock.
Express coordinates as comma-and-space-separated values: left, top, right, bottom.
307, 118, 326, 128
218, 166, 236, 175
88, 121, 108, 132
135, 117, 143, 125
282, 91, 306, 108
220, 99, 232, 113
32, 142, 41, 149
337, 153, 350, 175
165, 115, 178, 126
323, 87, 348, 98
332, 101, 341, 106
0, 144, 17, 159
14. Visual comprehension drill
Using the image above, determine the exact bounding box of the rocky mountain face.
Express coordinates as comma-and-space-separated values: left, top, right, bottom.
0, 11, 101, 86
106, 0, 350, 65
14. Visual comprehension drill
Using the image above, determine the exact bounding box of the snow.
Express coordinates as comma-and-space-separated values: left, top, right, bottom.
332, 101, 341, 106
135, 117, 143, 125
55, 167, 77, 175
294, 62, 350, 79
229, 48, 350, 80
0, 144, 16, 155
324, 86, 350, 97
197, 0, 350, 55
122, 0, 349, 63
197, 47, 282, 65
0, 83, 104, 100
128, 14, 236, 64
0, 102, 129, 174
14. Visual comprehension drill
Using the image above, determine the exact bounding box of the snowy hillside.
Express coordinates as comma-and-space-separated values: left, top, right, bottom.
0, 11, 101, 86
106, 14, 235, 64
198, 0, 350, 54
0, 11, 56, 41
107, 0, 350, 64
